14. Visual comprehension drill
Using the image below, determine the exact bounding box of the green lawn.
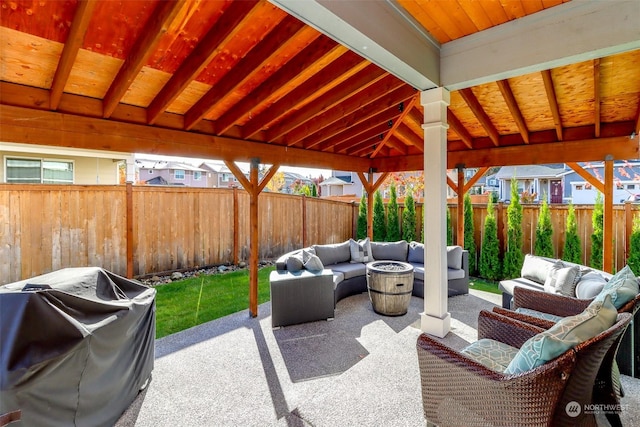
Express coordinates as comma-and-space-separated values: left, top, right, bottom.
468, 277, 501, 294
154, 266, 275, 338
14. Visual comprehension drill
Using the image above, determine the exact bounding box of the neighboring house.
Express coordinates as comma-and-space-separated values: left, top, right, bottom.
484, 173, 500, 196
137, 160, 208, 187
559, 161, 640, 204
1, 142, 133, 184
319, 176, 352, 197
320, 170, 385, 198
495, 164, 566, 203
281, 171, 314, 194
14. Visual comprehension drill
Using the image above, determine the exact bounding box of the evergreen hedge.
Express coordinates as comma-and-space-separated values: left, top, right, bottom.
627, 215, 640, 274
356, 193, 368, 240
463, 194, 477, 275
373, 190, 387, 241
402, 191, 416, 242
534, 197, 554, 258
387, 181, 401, 241
590, 192, 604, 270
479, 197, 502, 280
562, 202, 582, 264
503, 179, 524, 278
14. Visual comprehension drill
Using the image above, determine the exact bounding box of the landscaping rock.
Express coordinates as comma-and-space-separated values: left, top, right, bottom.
170, 272, 184, 280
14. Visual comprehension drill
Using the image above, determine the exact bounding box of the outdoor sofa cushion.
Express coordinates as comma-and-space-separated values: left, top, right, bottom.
330, 262, 366, 280
407, 241, 424, 264
521, 254, 556, 285
312, 241, 351, 266
461, 338, 520, 372
349, 238, 373, 263
446, 246, 463, 270
575, 271, 608, 299
504, 294, 617, 374
370, 240, 408, 261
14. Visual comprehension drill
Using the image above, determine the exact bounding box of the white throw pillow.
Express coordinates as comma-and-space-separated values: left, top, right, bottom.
349, 238, 373, 263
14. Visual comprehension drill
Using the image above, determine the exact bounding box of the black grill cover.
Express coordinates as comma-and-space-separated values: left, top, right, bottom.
0, 267, 155, 426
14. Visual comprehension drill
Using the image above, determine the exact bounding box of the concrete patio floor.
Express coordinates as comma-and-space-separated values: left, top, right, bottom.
116, 289, 639, 426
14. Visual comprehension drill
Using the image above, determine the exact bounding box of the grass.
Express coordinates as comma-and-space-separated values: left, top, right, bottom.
468, 277, 501, 294
154, 266, 275, 338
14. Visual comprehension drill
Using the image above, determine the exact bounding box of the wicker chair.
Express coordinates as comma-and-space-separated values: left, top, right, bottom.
416, 310, 632, 427
494, 287, 640, 427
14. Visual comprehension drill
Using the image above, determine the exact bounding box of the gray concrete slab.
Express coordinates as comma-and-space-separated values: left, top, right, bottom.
116, 290, 639, 427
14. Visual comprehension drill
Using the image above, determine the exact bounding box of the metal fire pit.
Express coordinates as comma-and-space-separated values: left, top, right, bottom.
366, 261, 414, 316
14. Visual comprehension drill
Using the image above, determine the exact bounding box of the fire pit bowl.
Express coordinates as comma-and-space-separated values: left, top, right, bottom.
366, 261, 414, 316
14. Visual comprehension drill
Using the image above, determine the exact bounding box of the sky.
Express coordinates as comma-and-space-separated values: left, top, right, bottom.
134, 153, 332, 179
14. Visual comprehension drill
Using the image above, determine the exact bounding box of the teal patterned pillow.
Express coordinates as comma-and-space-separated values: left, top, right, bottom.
504, 294, 617, 375
593, 265, 639, 309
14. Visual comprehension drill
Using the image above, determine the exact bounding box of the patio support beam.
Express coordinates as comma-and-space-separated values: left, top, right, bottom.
371, 95, 417, 158
225, 160, 280, 317
421, 87, 451, 338
566, 162, 605, 193
357, 171, 389, 239
542, 70, 563, 141
604, 159, 614, 273
594, 59, 601, 138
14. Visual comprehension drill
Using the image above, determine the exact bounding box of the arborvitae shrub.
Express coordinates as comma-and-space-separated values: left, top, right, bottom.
480, 198, 502, 280
627, 215, 640, 274
590, 192, 604, 270
386, 181, 401, 241
503, 178, 524, 278
534, 197, 554, 258
356, 193, 368, 240
373, 190, 387, 241
463, 194, 477, 275
562, 202, 582, 264
447, 207, 452, 246
402, 191, 416, 242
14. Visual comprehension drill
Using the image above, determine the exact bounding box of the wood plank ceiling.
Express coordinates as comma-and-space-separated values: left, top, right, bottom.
1, 0, 639, 171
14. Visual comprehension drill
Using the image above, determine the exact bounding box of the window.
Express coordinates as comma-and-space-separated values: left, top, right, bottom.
222, 173, 229, 182
5, 157, 73, 184
576, 185, 583, 190
627, 184, 635, 190
174, 169, 185, 180
194, 171, 202, 180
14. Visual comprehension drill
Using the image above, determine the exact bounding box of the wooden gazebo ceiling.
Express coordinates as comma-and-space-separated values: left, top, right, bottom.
1, 0, 639, 172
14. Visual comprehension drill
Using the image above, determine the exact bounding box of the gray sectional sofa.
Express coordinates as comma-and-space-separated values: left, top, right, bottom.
269, 239, 469, 327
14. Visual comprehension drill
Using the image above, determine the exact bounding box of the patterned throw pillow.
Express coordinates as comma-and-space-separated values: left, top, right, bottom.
593, 265, 639, 309
349, 238, 373, 263
554, 265, 582, 297
504, 294, 617, 375
302, 249, 324, 272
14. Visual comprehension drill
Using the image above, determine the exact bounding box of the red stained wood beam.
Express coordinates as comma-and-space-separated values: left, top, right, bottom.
215, 36, 342, 135
371, 95, 417, 158
103, 0, 186, 118
496, 79, 529, 144
394, 122, 424, 152
447, 110, 473, 149
267, 64, 389, 143
336, 121, 399, 155
463, 166, 489, 194
242, 51, 368, 140
184, 15, 307, 130
459, 88, 500, 146
50, 0, 98, 110
294, 82, 415, 149
147, 0, 261, 124
541, 69, 563, 141
594, 59, 601, 138
566, 162, 605, 193
634, 99, 640, 135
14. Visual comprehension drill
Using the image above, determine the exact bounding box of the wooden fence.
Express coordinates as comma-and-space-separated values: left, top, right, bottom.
0, 184, 357, 285
1, 184, 637, 285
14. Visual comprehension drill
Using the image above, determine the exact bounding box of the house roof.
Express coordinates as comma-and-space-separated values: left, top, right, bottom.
495, 165, 566, 180
1, 1, 638, 172
319, 176, 351, 187
136, 160, 207, 172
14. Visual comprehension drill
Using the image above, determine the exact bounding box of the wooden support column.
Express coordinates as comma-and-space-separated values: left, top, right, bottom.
126, 181, 134, 278
357, 171, 389, 240
603, 158, 614, 273
421, 87, 451, 338
233, 187, 239, 265
225, 160, 279, 317
456, 167, 464, 246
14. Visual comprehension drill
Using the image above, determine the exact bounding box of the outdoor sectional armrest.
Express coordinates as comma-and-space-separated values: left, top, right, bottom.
513, 286, 591, 317
477, 309, 544, 349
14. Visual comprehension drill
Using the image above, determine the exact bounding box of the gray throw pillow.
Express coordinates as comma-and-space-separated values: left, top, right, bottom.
370, 240, 408, 261
407, 241, 424, 264
349, 238, 373, 263
575, 271, 608, 299
312, 241, 351, 266
544, 262, 581, 296
286, 251, 304, 272
521, 254, 555, 285
543, 260, 565, 293
302, 249, 324, 272
446, 246, 462, 270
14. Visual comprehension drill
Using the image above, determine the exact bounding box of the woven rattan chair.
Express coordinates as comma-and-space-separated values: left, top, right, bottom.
494, 287, 640, 427
416, 310, 632, 427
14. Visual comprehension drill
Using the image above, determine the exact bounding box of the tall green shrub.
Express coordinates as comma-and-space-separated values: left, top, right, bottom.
480, 197, 502, 280
562, 202, 582, 264
627, 215, 640, 273
503, 179, 524, 278
590, 192, 604, 270
463, 194, 477, 274
386, 181, 401, 241
534, 196, 554, 258
356, 193, 368, 240
402, 190, 416, 242
373, 190, 387, 241
447, 207, 453, 246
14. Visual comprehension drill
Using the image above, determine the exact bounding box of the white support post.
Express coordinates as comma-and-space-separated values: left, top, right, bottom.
420, 87, 451, 337
125, 155, 136, 183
